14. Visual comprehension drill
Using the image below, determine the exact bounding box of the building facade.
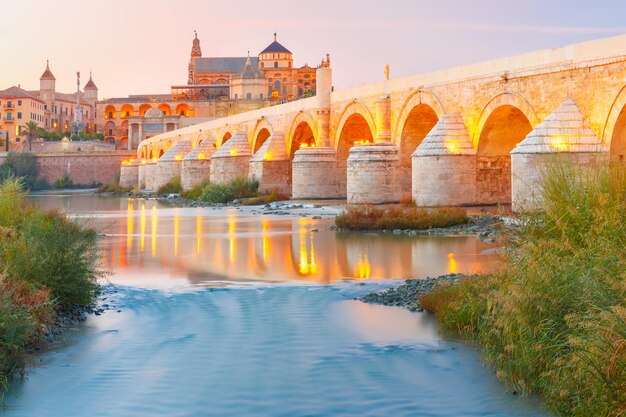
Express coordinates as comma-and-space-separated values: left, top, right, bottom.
36, 61, 98, 134
0, 86, 47, 150
98, 32, 324, 150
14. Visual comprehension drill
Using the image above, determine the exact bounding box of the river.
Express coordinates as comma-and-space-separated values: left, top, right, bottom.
5, 192, 548, 416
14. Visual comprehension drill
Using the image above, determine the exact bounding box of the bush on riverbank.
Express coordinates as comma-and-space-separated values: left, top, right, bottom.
98, 176, 132, 194
335, 205, 469, 231
0, 152, 42, 190
199, 177, 259, 204
420, 163, 626, 417
0, 178, 102, 399
157, 176, 182, 195
180, 180, 210, 200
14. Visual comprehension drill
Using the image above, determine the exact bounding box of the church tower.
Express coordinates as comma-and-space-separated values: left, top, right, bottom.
39, 60, 56, 103
188, 31, 202, 84
84, 71, 98, 103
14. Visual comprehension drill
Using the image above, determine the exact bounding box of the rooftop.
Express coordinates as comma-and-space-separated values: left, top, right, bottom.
260, 34, 291, 54
0, 86, 44, 102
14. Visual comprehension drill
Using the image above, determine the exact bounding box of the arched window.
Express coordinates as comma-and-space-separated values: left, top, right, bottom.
274, 62, 278, 68
274, 80, 281, 92
260, 62, 264, 68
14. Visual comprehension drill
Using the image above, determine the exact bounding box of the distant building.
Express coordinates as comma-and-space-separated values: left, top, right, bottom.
0, 61, 99, 150
98, 32, 326, 150
0, 86, 47, 150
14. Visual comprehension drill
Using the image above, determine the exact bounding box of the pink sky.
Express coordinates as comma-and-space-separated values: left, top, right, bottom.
1, 0, 625, 99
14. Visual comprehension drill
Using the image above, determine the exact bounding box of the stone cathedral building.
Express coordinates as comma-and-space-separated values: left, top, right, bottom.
98, 32, 324, 150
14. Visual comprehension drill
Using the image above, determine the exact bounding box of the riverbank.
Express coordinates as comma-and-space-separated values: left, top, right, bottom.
360, 273, 471, 311
0, 178, 103, 400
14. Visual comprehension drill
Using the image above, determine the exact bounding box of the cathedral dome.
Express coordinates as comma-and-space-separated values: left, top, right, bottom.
260, 33, 292, 54
144, 107, 165, 118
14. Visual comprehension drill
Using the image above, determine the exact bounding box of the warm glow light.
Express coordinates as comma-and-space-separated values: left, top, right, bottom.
355, 253, 371, 279
151, 206, 157, 257
299, 143, 309, 149
140, 203, 146, 253
174, 208, 180, 256
262, 220, 269, 264
550, 135, 569, 151
228, 215, 236, 264
141, 159, 147, 165
263, 152, 273, 161
151, 157, 158, 163
175, 154, 183, 161
448, 252, 458, 274
127, 201, 134, 251
298, 231, 317, 276
196, 216, 202, 255
229, 148, 238, 156
445, 142, 460, 154
354, 140, 372, 145
197, 152, 206, 160
121, 160, 129, 166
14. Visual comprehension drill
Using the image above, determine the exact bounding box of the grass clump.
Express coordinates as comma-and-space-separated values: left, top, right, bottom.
0, 152, 39, 190
242, 192, 289, 206
0, 178, 103, 399
157, 176, 182, 195
98, 176, 132, 194
420, 163, 626, 417
335, 205, 468, 231
199, 177, 259, 204
180, 180, 210, 200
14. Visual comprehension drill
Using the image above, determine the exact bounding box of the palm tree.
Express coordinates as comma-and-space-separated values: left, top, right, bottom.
21, 121, 39, 152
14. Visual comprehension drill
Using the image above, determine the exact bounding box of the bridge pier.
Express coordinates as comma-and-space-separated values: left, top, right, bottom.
412, 113, 477, 206
137, 160, 148, 189
511, 99, 609, 212
154, 139, 194, 192
181, 140, 217, 191
210, 132, 252, 184
143, 160, 157, 191
347, 142, 400, 204
292, 147, 342, 199
249, 133, 291, 196
119, 160, 139, 189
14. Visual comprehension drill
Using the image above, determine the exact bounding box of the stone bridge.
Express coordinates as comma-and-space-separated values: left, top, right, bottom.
121, 34, 626, 210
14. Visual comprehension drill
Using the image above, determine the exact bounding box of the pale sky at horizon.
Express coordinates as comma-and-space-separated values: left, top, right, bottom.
2, 0, 625, 99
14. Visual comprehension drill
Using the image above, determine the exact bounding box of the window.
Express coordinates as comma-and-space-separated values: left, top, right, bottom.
260, 94, 263, 99
274, 80, 281, 92
6, 113, 12, 120
274, 62, 278, 68
108, 111, 113, 119
17, 100, 22, 106
304, 74, 310, 79
234, 94, 238, 100
260, 62, 264, 69
108, 129, 113, 136
246, 93, 252, 100
17, 112, 22, 119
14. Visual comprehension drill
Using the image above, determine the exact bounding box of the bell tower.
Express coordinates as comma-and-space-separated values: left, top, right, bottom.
188, 31, 202, 84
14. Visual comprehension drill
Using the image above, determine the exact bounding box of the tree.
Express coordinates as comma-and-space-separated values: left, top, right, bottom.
21, 121, 39, 152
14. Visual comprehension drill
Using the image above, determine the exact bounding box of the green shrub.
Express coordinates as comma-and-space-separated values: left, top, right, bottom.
54, 174, 74, 189
0, 209, 101, 305
98, 176, 132, 194
0, 152, 39, 190
420, 163, 626, 417
335, 205, 468, 231
242, 192, 289, 205
157, 176, 182, 195
0, 178, 28, 228
180, 180, 210, 200
199, 177, 259, 204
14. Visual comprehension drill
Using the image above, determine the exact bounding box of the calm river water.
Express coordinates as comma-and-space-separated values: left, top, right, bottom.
5, 193, 549, 416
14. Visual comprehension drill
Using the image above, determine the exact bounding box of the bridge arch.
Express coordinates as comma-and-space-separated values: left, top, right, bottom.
335, 101, 376, 197
334, 100, 377, 151
158, 104, 172, 116
475, 93, 537, 204
287, 111, 319, 158
603, 85, 626, 163
217, 130, 233, 147
251, 119, 274, 154
394, 90, 444, 195
138, 104, 152, 117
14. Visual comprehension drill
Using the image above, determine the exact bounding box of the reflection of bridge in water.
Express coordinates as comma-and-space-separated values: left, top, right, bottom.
122, 35, 626, 211
100, 199, 495, 286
